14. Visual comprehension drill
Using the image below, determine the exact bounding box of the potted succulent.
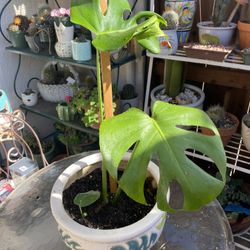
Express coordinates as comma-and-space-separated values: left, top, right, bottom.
119, 84, 139, 112
202, 104, 240, 146
37, 61, 79, 102
56, 96, 76, 122
159, 5, 179, 55
242, 112, 250, 151
21, 88, 38, 106
71, 35, 92, 62
197, 0, 238, 46
50, 1, 227, 250
55, 123, 98, 156
7, 15, 29, 49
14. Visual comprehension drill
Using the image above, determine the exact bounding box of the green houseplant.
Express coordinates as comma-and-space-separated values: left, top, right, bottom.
50, 1, 226, 249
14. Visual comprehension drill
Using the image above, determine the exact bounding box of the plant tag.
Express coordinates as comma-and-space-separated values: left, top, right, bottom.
66, 77, 75, 85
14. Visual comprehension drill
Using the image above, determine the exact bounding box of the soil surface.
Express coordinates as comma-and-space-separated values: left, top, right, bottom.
63, 168, 156, 229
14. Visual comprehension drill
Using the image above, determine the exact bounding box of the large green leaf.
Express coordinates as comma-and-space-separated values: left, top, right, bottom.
70, 0, 166, 53
100, 101, 227, 212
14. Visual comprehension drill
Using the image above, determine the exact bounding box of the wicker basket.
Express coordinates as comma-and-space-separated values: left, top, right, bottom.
37, 62, 79, 103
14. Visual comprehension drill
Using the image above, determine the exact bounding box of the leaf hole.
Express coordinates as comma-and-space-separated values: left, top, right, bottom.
169, 180, 184, 210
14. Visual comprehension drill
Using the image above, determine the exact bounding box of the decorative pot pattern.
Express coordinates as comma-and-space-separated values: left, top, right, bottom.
55, 41, 72, 58
21, 91, 38, 106
54, 22, 74, 43
164, 0, 196, 43
50, 152, 166, 250
71, 40, 92, 62
159, 29, 178, 55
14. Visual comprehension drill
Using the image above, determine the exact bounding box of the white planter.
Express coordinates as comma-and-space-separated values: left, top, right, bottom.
54, 22, 74, 43
55, 41, 72, 58
242, 113, 250, 151
150, 84, 205, 110
50, 152, 166, 250
197, 21, 237, 46
158, 30, 178, 55
120, 95, 139, 112
21, 91, 38, 106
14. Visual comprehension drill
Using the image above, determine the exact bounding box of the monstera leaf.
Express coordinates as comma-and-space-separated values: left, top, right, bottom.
100, 101, 227, 212
70, 0, 166, 53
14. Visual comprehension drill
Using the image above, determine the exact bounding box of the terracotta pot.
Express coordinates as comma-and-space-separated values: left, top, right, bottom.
50, 152, 166, 250
238, 21, 250, 49
202, 113, 239, 147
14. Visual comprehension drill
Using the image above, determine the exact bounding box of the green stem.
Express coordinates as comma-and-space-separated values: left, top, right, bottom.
96, 50, 108, 204
112, 186, 122, 205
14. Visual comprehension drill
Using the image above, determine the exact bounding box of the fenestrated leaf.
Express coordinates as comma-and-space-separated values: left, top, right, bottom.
70, 0, 166, 53
100, 101, 227, 212
74, 190, 100, 208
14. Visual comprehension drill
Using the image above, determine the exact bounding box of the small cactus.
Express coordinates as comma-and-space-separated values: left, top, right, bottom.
206, 104, 225, 126
121, 84, 137, 100
161, 6, 179, 30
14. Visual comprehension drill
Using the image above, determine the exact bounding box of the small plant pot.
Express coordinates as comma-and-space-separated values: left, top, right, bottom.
21, 91, 38, 106
70, 136, 99, 154
120, 95, 139, 112
242, 48, 250, 65
242, 113, 250, 151
55, 41, 72, 58
202, 113, 239, 147
71, 39, 92, 62
8, 30, 28, 49
54, 22, 74, 43
238, 21, 250, 49
159, 29, 178, 55
56, 102, 75, 121
197, 21, 237, 46
25, 34, 42, 53
150, 84, 205, 110
34, 141, 55, 168
50, 152, 166, 250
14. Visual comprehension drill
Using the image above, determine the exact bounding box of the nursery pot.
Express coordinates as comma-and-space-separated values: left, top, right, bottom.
238, 21, 250, 49
21, 91, 38, 106
159, 29, 178, 55
8, 30, 28, 49
197, 21, 237, 46
202, 113, 239, 147
50, 152, 166, 250
150, 84, 205, 110
164, 0, 197, 43
71, 40, 92, 62
242, 113, 250, 151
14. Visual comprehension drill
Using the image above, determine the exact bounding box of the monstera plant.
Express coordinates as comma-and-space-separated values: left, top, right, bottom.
50, 1, 226, 250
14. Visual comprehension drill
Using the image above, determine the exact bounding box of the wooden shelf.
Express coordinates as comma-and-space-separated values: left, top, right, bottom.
20, 100, 98, 136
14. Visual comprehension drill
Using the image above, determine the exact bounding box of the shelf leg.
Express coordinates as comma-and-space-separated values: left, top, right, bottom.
144, 56, 154, 113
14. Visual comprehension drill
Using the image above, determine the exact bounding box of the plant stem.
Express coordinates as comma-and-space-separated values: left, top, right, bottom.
96, 50, 108, 204
113, 186, 122, 205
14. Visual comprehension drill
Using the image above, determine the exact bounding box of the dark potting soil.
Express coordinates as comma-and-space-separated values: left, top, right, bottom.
63, 168, 156, 229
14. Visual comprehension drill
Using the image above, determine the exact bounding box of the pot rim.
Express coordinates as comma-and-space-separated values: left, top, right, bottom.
242, 113, 250, 127
50, 152, 166, 242
197, 21, 237, 30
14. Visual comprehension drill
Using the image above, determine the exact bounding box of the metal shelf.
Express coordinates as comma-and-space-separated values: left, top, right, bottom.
20, 100, 98, 136
186, 134, 250, 175
6, 46, 136, 70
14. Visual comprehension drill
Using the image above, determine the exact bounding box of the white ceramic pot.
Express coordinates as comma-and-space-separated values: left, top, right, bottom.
50, 152, 166, 250
158, 29, 178, 55
150, 84, 205, 110
21, 91, 38, 106
242, 113, 250, 151
54, 22, 74, 43
55, 41, 72, 58
197, 21, 236, 46
120, 95, 139, 112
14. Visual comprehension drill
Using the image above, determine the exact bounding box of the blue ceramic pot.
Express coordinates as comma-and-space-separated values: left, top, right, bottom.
71, 40, 92, 62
